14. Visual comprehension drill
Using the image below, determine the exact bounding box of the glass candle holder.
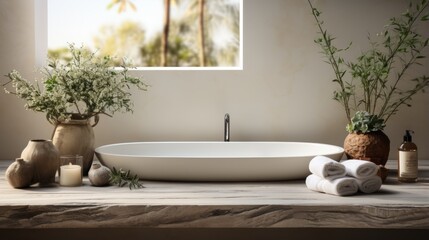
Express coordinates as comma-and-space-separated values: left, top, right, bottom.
59, 155, 83, 187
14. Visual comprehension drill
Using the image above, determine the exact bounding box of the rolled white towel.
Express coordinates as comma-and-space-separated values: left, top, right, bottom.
305, 174, 324, 193
356, 176, 382, 194
342, 159, 378, 178
306, 174, 358, 196
321, 176, 359, 196
309, 155, 346, 180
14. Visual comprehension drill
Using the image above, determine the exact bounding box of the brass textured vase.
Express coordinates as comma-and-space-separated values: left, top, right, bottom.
343, 130, 390, 166
21, 139, 59, 185
52, 116, 95, 175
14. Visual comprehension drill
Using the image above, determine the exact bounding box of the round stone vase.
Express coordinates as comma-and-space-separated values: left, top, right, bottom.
52, 116, 95, 175
21, 139, 60, 185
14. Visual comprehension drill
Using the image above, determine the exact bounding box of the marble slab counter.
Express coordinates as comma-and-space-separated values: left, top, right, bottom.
0, 160, 428, 230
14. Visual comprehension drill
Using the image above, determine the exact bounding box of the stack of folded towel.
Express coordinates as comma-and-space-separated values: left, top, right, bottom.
305, 156, 382, 196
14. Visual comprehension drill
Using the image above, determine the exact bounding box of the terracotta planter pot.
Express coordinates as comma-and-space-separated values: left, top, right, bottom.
343, 131, 390, 166
52, 117, 95, 175
21, 139, 59, 185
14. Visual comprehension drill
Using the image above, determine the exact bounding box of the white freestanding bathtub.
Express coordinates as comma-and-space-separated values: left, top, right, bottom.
95, 141, 344, 181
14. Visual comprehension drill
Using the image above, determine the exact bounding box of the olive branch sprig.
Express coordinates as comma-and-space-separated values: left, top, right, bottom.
109, 167, 144, 190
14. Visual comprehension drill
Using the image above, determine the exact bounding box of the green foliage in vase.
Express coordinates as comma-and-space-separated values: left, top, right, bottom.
109, 167, 143, 190
3, 44, 148, 124
308, 0, 429, 130
346, 111, 386, 134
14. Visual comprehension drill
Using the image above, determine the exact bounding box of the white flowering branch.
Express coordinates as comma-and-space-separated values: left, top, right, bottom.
3, 44, 148, 125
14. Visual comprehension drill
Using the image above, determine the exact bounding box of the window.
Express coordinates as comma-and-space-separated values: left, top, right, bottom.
48, 0, 242, 70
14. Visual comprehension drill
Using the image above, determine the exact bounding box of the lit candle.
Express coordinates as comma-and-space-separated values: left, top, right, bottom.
60, 162, 82, 187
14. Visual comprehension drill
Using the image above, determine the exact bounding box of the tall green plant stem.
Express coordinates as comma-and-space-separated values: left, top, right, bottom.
308, 0, 352, 122
378, 1, 429, 121
309, 0, 429, 126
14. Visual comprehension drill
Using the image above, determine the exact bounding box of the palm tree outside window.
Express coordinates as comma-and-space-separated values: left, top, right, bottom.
48, 0, 242, 69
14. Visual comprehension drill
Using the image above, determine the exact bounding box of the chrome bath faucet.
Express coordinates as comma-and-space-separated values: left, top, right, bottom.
224, 113, 230, 142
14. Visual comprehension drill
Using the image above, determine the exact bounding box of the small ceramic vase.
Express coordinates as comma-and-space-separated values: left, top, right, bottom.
5, 158, 34, 188
21, 139, 59, 185
52, 115, 96, 175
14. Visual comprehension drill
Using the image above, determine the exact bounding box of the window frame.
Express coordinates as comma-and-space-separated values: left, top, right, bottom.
40, 0, 243, 71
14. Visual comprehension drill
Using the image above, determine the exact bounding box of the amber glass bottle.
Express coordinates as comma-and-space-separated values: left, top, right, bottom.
398, 130, 418, 183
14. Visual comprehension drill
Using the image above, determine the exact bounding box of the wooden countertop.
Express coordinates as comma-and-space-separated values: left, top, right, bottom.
0, 160, 428, 229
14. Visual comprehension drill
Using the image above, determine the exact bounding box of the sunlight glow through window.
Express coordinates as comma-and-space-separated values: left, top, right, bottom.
48, 0, 243, 70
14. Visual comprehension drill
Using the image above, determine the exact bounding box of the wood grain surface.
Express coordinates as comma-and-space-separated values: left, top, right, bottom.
1, 160, 428, 229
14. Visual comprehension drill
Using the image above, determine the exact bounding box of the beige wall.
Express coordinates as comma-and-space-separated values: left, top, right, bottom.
1, 0, 428, 160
